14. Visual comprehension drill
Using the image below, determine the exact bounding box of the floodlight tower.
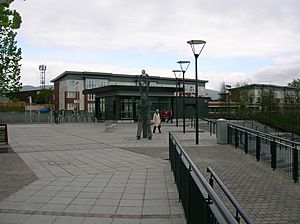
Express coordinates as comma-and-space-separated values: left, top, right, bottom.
39, 65, 46, 89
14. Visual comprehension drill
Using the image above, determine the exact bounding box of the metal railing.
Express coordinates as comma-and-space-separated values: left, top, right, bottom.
200, 118, 216, 135
189, 118, 216, 136
207, 167, 254, 224
169, 132, 239, 224
228, 123, 299, 183
0, 111, 97, 124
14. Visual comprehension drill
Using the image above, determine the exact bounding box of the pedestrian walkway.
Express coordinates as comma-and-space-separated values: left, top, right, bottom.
0, 123, 184, 224
0, 122, 299, 224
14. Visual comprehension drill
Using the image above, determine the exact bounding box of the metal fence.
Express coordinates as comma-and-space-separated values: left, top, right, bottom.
228, 123, 299, 183
169, 132, 239, 224
199, 118, 217, 135
0, 111, 97, 124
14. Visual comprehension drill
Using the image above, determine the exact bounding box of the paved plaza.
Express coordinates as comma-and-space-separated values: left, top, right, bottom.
0, 122, 299, 223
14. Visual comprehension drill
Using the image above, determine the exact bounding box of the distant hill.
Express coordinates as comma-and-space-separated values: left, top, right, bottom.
21, 85, 53, 92
205, 89, 219, 100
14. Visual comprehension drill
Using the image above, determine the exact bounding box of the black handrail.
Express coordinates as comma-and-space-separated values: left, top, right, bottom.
228, 122, 299, 183
199, 117, 216, 135
229, 123, 300, 147
169, 132, 238, 224
207, 166, 254, 224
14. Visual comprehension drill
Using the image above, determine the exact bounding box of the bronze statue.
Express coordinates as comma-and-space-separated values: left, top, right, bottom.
136, 70, 152, 140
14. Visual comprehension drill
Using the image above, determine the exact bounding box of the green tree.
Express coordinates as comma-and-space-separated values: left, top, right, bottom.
232, 81, 253, 116
288, 78, 300, 88
0, 0, 22, 96
237, 88, 254, 114
36, 88, 53, 104
257, 88, 275, 111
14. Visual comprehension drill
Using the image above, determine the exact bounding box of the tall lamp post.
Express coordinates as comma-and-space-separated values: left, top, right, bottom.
225, 85, 231, 120
172, 70, 182, 127
187, 40, 206, 145
177, 60, 190, 133
39, 65, 46, 90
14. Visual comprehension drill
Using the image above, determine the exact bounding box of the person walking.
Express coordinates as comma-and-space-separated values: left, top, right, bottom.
166, 109, 173, 123
152, 109, 161, 133
53, 109, 59, 124
161, 109, 166, 122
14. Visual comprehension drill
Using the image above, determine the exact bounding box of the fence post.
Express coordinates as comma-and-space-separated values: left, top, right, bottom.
245, 132, 248, 154
271, 140, 277, 170
256, 135, 260, 161
235, 128, 238, 148
173, 142, 177, 184
292, 146, 299, 183
228, 126, 231, 144
169, 133, 172, 168
213, 122, 216, 134
178, 148, 182, 202
207, 172, 213, 213
187, 164, 191, 224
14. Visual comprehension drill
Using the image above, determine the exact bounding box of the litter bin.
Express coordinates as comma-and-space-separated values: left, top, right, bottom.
216, 119, 228, 144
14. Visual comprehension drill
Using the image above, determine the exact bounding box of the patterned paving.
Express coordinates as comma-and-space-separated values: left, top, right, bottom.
1, 122, 299, 223
0, 123, 184, 224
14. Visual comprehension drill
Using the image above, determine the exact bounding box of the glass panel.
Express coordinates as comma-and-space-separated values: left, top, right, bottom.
97, 98, 105, 119
67, 103, 76, 110
68, 80, 76, 86
120, 98, 133, 119
88, 103, 95, 112
88, 94, 95, 101
66, 91, 76, 98
149, 97, 159, 114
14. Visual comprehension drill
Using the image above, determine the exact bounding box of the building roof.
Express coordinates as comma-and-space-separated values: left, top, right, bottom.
51, 71, 208, 84
230, 84, 299, 91
83, 85, 183, 97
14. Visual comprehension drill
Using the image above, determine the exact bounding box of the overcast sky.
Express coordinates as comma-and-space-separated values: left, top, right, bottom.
11, 0, 300, 90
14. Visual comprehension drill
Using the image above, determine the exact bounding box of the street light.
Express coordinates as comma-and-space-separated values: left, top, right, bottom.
177, 60, 190, 133
187, 40, 206, 145
39, 65, 46, 90
225, 85, 231, 120
172, 70, 182, 127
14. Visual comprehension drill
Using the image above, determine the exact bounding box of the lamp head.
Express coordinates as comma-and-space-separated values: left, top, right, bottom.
172, 70, 182, 78
177, 60, 190, 73
187, 40, 206, 57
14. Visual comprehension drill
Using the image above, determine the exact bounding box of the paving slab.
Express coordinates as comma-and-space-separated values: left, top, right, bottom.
0, 122, 299, 223
0, 123, 184, 224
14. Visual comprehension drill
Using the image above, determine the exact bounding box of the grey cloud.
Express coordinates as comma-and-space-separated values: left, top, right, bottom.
251, 56, 300, 85
12, 0, 300, 57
